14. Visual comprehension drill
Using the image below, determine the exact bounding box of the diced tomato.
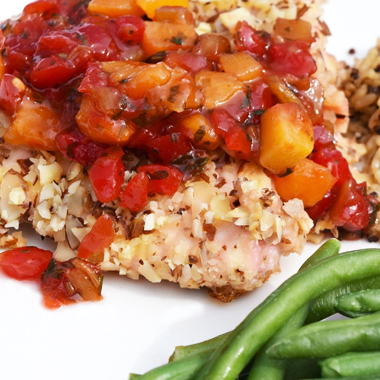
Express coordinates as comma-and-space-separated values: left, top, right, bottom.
78, 62, 109, 93
145, 133, 192, 163
224, 126, 252, 155
78, 214, 115, 260
0, 74, 25, 115
164, 51, 212, 75
311, 148, 352, 186
330, 180, 370, 231
41, 257, 103, 308
56, 0, 89, 22
313, 125, 335, 150
249, 80, 274, 112
120, 171, 149, 212
139, 164, 183, 196
89, 147, 125, 203
30, 55, 78, 89
0, 247, 52, 281
235, 21, 268, 58
76, 23, 116, 61
56, 129, 109, 167
211, 108, 252, 155
36, 32, 79, 57
211, 108, 238, 138
3, 16, 46, 74
306, 189, 337, 221
23, 0, 59, 17
268, 40, 317, 77
115, 15, 145, 45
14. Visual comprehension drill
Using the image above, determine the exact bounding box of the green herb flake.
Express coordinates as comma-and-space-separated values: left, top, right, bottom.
253, 109, 265, 116
168, 85, 180, 103
194, 127, 206, 143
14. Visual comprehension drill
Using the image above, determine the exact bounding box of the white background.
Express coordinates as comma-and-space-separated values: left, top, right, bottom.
0, 1, 379, 379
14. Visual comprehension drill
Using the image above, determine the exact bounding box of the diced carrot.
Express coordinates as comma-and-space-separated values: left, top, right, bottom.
220, 52, 263, 82
195, 70, 246, 109
88, 0, 144, 17
136, 0, 189, 19
102, 61, 146, 86
259, 102, 314, 175
153, 6, 194, 24
177, 112, 221, 150
142, 21, 197, 57
76, 94, 137, 145
274, 18, 315, 44
4, 97, 64, 151
123, 62, 172, 99
272, 158, 337, 208
192, 34, 231, 62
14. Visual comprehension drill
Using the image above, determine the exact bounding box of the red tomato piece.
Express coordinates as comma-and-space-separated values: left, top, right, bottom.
330, 180, 370, 231
224, 126, 252, 155
249, 80, 274, 111
311, 148, 352, 186
120, 171, 149, 212
164, 51, 212, 75
115, 16, 145, 45
89, 147, 125, 203
306, 189, 337, 221
41, 267, 70, 309
268, 41, 317, 77
145, 133, 192, 163
139, 164, 183, 196
78, 62, 109, 93
56, 129, 108, 167
0, 247, 52, 281
23, 0, 59, 16
36, 32, 79, 57
30, 55, 78, 89
313, 125, 335, 150
211, 108, 237, 138
235, 21, 268, 58
76, 23, 115, 61
0, 74, 25, 116
78, 214, 115, 259
211, 109, 251, 154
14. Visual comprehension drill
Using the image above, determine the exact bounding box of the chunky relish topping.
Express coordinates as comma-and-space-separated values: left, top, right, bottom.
0, 246, 103, 308
0, 0, 374, 233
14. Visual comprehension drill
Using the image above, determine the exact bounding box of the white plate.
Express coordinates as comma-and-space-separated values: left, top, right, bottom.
0, 1, 379, 379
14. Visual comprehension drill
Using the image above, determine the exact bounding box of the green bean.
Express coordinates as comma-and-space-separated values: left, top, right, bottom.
267, 312, 380, 359
247, 305, 309, 380
169, 333, 229, 362
299, 239, 341, 271
248, 239, 341, 380
129, 374, 141, 379
133, 351, 209, 380
310, 378, 379, 380
320, 352, 380, 378
193, 248, 380, 380
306, 275, 380, 323
283, 358, 321, 379
335, 289, 380, 318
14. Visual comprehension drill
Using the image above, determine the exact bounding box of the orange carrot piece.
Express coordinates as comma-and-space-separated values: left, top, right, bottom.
272, 158, 337, 208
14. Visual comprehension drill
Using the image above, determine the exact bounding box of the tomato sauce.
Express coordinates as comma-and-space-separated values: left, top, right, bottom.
0, 246, 103, 309
0, 0, 375, 233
